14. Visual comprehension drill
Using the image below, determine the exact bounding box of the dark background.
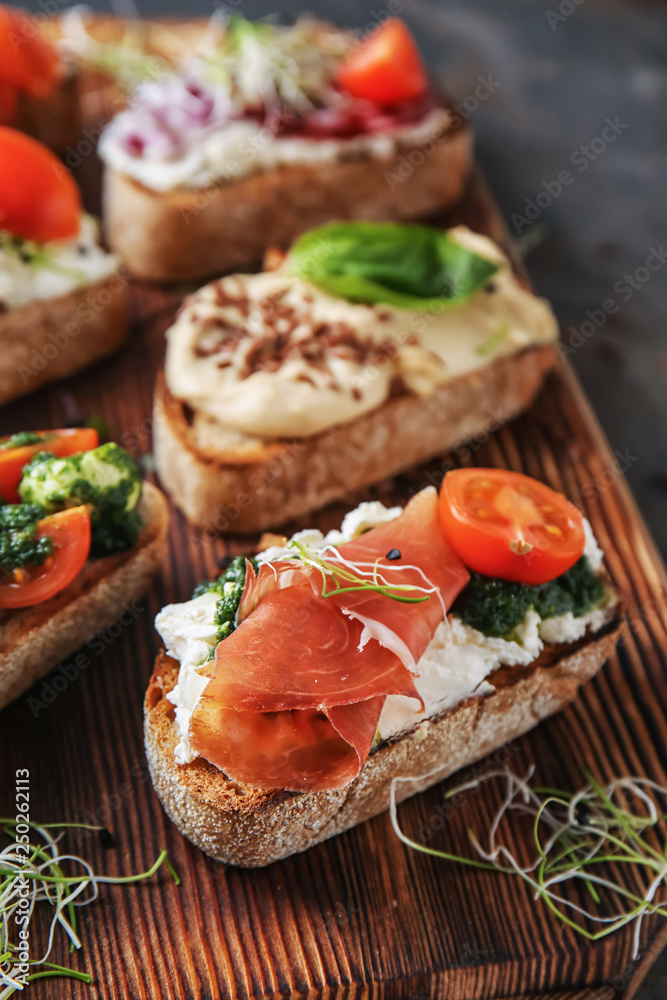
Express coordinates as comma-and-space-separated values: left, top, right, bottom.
14, 0, 667, 995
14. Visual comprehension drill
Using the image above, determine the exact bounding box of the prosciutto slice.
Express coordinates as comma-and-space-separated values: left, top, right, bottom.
189, 487, 469, 792
193, 586, 419, 713
189, 701, 382, 793
328, 488, 469, 670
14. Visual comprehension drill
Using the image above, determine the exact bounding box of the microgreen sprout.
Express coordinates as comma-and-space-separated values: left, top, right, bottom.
390, 766, 667, 957
289, 540, 433, 605
0, 818, 179, 997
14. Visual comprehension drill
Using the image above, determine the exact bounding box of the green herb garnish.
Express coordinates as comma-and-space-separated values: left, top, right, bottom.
452, 556, 606, 639
289, 540, 431, 604
201, 15, 351, 112
0, 818, 179, 997
476, 320, 510, 356
390, 767, 667, 953
288, 222, 499, 310
0, 233, 87, 283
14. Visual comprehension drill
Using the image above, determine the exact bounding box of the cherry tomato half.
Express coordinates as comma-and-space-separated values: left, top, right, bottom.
0, 505, 91, 608
0, 427, 99, 503
0, 127, 81, 241
336, 19, 428, 106
438, 468, 586, 585
0, 6, 59, 98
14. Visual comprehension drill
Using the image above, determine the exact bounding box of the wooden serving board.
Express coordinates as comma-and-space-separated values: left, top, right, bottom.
1, 67, 667, 1000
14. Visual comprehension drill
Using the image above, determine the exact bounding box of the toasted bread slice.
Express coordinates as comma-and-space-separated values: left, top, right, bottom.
103, 119, 473, 281
14, 69, 82, 155
144, 610, 623, 867
153, 344, 556, 533
0, 273, 129, 406
0, 482, 169, 711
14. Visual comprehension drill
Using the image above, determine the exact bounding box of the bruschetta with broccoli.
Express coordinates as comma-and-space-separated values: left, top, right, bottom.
0, 428, 168, 709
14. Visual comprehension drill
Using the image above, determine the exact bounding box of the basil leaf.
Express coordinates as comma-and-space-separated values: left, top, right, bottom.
288, 222, 499, 309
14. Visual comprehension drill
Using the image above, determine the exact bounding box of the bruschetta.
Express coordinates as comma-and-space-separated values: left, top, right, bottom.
0, 128, 128, 406
0, 428, 168, 710
99, 17, 472, 281
0, 5, 80, 153
153, 221, 558, 532
145, 469, 621, 866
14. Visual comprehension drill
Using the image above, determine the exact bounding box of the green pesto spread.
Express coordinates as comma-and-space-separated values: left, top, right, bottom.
452, 556, 605, 639
0, 503, 52, 572
193, 555, 258, 649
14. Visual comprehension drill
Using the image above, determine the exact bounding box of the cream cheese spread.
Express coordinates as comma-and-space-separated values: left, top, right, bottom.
155, 501, 613, 766
99, 105, 452, 193
164, 226, 558, 441
0, 215, 118, 310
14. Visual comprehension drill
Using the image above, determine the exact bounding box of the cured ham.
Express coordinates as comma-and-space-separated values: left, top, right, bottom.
190, 586, 416, 791
189, 703, 375, 792
189, 487, 469, 792
328, 488, 469, 670
197, 586, 420, 713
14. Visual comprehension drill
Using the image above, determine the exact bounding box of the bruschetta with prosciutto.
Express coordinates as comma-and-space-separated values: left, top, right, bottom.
145, 469, 622, 866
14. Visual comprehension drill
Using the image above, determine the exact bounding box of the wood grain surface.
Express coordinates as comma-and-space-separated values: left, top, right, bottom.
1, 65, 667, 1000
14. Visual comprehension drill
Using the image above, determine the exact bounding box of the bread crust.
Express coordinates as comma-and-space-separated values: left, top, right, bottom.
103, 120, 473, 281
0, 482, 169, 711
153, 344, 556, 533
0, 273, 129, 406
13, 70, 82, 155
144, 614, 623, 867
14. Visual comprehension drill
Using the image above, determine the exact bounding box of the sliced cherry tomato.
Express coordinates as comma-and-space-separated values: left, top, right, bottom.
0, 505, 91, 609
0, 6, 59, 98
438, 468, 586, 585
0, 428, 99, 504
0, 127, 81, 241
336, 19, 428, 106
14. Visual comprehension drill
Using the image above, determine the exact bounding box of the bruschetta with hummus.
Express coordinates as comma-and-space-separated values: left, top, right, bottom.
145, 469, 622, 866
0, 127, 128, 406
0, 428, 168, 710
99, 16, 473, 281
0, 4, 80, 153
153, 220, 558, 532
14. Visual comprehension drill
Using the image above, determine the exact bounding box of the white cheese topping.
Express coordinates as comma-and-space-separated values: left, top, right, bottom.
99, 106, 452, 193
155, 591, 219, 764
0, 215, 118, 310
156, 501, 613, 765
164, 226, 558, 441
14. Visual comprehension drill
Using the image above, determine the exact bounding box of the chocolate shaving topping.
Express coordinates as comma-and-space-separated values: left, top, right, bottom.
191, 282, 404, 388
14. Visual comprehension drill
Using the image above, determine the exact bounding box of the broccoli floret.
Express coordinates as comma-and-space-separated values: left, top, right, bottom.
0, 502, 52, 573
17, 443, 143, 557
